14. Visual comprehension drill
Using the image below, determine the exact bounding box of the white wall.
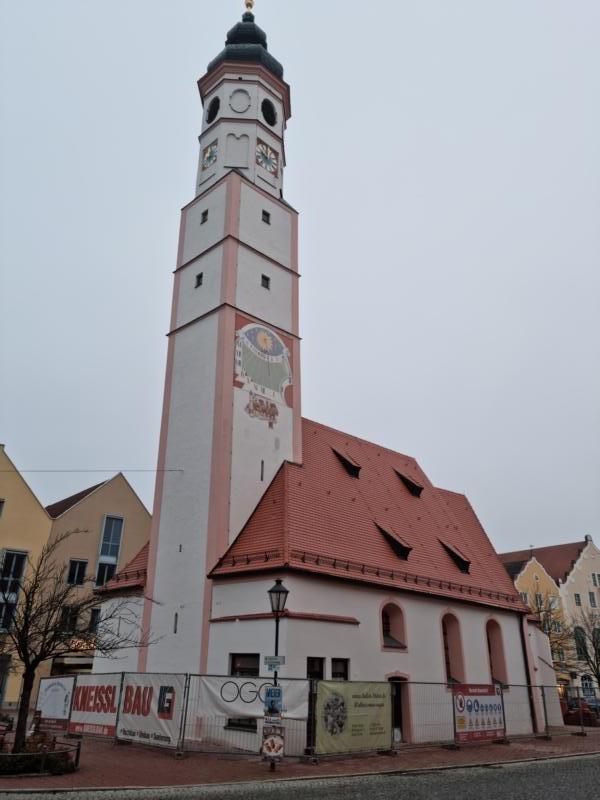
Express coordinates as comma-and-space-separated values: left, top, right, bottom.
181, 182, 227, 265
146, 316, 219, 673
235, 247, 293, 332
208, 573, 535, 743
239, 183, 293, 268
93, 595, 144, 675
176, 245, 224, 329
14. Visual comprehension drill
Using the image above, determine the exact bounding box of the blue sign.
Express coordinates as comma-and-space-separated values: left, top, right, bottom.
264, 685, 283, 717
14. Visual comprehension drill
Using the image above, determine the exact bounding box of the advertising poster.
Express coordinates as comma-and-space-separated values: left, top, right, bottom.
453, 684, 505, 743
262, 723, 284, 761
36, 676, 75, 733
264, 685, 283, 718
197, 677, 309, 720
315, 681, 391, 755
117, 673, 185, 748
69, 674, 121, 737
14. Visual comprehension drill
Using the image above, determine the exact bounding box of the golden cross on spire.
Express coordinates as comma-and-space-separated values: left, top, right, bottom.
245, 0, 255, 10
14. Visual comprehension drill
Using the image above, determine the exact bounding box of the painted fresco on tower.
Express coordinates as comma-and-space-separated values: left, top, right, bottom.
234, 315, 293, 429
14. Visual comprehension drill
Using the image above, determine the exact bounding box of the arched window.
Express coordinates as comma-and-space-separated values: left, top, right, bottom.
486, 619, 508, 685
381, 603, 406, 649
574, 627, 588, 661
441, 613, 465, 685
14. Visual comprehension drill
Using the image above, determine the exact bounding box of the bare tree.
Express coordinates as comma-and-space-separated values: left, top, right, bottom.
0, 531, 151, 753
531, 591, 579, 675
571, 606, 600, 689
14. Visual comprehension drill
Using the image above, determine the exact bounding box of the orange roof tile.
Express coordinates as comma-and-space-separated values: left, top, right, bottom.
99, 542, 149, 593
499, 540, 587, 585
211, 419, 526, 612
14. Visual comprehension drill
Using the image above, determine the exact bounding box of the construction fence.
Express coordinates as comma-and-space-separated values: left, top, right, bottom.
34, 671, 587, 758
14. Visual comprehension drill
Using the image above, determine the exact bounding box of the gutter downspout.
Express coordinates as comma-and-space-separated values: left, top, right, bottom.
519, 613, 541, 733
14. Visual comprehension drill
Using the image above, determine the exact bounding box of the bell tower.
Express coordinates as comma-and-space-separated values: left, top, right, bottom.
141, 4, 302, 674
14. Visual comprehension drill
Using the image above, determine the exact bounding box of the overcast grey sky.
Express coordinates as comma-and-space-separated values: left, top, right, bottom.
1, 1, 599, 552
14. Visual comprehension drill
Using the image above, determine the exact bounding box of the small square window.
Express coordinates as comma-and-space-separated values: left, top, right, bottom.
331, 658, 349, 681
195, 272, 203, 288
201, 209, 209, 224
261, 274, 270, 290
262, 210, 271, 224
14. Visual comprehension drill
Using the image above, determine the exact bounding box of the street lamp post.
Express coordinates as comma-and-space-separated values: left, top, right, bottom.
268, 579, 289, 687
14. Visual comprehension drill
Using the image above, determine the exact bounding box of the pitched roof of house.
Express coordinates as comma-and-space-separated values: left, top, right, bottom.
99, 542, 149, 593
499, 540, 588, 585
210, 419, 526, 613
45, 481, 108, 519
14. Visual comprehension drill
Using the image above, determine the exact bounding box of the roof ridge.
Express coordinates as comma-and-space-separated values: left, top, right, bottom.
302, 417, 419, 465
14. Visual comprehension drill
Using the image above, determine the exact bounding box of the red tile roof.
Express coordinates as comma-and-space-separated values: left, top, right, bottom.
499, 540, 587, 585
46, 481, 107, 518
211, 419, 526, 612
99, 542, 149, 593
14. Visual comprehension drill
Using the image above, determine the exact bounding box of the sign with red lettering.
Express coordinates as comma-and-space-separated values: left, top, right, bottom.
453, 684, 505, 743
117, 673, 185, 748
68, 674, 121, 737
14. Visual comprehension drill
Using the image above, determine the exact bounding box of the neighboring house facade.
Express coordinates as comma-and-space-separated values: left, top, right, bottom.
501, 537, 600, 695
0, 445, 52, 710
43, 473, 151, 680
500, 554, 570, 687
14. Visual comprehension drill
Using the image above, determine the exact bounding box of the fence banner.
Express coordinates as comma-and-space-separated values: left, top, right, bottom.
117, 673, 185, 748
196, 677, 309, 719
36, 676, 75, 733
453, 684, 505, 743
69, 674, 121, 737
315, 681, 391, 754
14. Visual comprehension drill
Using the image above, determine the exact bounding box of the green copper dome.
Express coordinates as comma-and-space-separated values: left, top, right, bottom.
207, 12, 284, 79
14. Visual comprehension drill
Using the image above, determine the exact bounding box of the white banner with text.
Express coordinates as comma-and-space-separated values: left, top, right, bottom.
196, 676, 309, 720
69, 673, 121, 737
116, 673, 185, 748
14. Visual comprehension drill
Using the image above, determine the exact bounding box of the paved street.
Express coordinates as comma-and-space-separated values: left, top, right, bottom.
1, 754, 599, 800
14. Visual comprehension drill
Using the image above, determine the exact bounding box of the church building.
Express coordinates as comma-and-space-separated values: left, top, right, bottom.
98, 4, 557, 741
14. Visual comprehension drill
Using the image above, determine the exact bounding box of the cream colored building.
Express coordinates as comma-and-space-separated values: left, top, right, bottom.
43, 473, 151, 678
0, 445, 53, 709
1, 453, 151, 711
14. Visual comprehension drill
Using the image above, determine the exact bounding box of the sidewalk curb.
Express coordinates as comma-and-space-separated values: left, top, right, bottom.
1, 750, 599, 795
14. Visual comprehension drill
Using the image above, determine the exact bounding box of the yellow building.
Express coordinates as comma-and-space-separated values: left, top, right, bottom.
1, 451, 151, 711
500, 548, 575, 689
0, 445, 52, 709
43, 473, 151, 678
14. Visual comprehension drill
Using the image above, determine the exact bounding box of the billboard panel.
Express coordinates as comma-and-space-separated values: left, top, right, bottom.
453, 684, 505, 743
69, 674, 121, 737
117, 673, 185, 748
315, 681, 391, 755
36, 676, 75, 733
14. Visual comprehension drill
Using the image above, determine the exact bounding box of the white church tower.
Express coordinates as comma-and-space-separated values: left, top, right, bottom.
141, 3, 302, 674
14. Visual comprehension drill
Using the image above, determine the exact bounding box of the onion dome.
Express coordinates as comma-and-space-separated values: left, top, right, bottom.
206, 12, 284, 79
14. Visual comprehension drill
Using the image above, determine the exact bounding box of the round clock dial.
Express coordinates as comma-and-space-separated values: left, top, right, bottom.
202, 141, 218, 170
256, 141, 279, 175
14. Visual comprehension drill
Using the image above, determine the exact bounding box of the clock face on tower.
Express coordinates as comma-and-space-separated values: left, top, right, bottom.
202, 140, 218, 170
255, 140, 279, 176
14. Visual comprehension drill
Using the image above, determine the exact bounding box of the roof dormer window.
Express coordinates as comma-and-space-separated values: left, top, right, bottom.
375, 522, 412, 560
394, 470, 423, 498
440, 540, 471, 574
331, 448, 361, 478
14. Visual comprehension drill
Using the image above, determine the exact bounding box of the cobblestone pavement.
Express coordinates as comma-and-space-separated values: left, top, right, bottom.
0, 730, 598, 796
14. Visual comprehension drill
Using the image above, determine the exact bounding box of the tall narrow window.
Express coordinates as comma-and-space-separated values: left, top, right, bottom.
574, 627, 587, 661
0, 499, 5, 517
89, 608, 101, 633
60, 606, 78, 633
262, 209, 271, 224
195, 272, 203, 288
100, 517, 123, 562
260, 460, 265, 481
201, 209, 209, 224
381, 603, 406, 648
486, 619, 508, 685
441, 613, 465, 685
0, 551, 26, 596
589, 592, 597, 608
173, 612, 178, 634
261, 274, 270, 290
575, 593, 582, 607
